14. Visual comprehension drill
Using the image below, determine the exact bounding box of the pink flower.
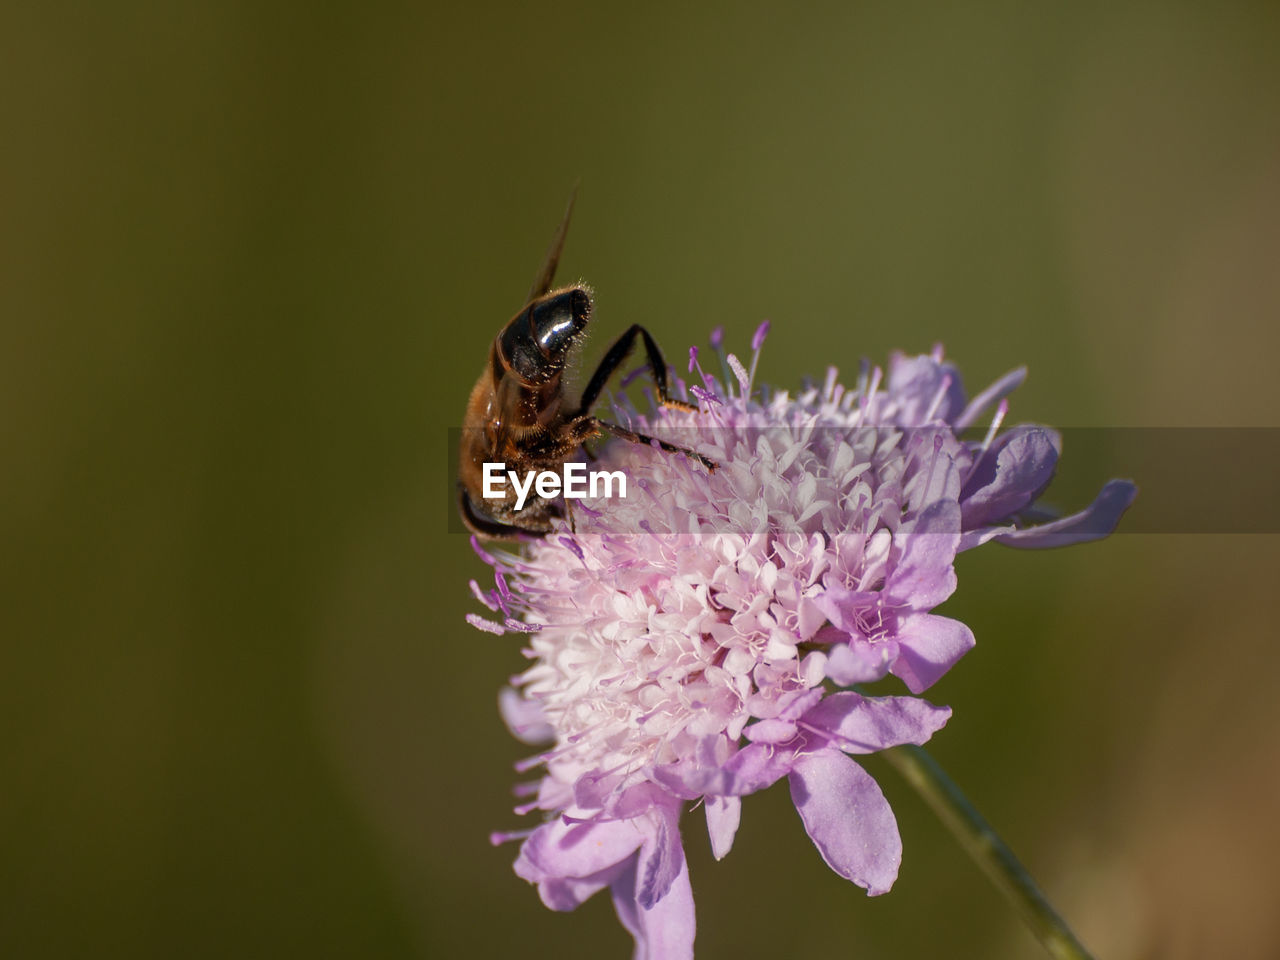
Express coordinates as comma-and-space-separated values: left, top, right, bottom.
470, 329, 1134, 958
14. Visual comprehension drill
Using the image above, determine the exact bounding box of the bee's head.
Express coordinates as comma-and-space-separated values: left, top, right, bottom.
499, 285, 592, 384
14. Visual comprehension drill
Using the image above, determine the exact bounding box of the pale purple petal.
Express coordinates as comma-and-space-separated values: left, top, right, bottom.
573, 769, 625, 810
960, 426, 1061, 529
886, 353, 966, 424
824, 639, 898, 685
801, 691, 952, 753
594, 781, 677, 821
780, 687, 827, 720
515, 818, 646, 884
612, 856, 696, 960
788, 749, 902, 895
635, 807, 684, 909
886, 501, 961, 610
704, 796, 741, 861
610, 870, 642, 947
796, 596, 828, 640
595, 776, 699, 820
957, 523, 1015, 552
997, 479, 1138, 548
742, 717, 801, 744
953, 366, 1026, 430
903, 431, 964, 506
649, 764, 708, 800
891, 613, 976, 693
648, 736, 747, 798
718, 741, 798, 794
498, 687, 554, 745
535, 862, 631, 912
815, 587, 882, 638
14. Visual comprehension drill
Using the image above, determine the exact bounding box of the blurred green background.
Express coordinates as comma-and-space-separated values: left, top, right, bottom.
3, 3, 1278, 958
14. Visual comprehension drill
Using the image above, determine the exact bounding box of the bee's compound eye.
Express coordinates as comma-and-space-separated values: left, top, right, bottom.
567, 287, 591, 325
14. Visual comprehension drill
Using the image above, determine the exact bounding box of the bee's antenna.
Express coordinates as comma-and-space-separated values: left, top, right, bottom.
527, 183, 578, 303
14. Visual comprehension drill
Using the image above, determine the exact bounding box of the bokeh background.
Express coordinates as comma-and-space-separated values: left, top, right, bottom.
4, 3, 1278, 958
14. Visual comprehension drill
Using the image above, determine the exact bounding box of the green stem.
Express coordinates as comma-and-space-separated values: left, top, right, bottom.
882, 744, 1095, 960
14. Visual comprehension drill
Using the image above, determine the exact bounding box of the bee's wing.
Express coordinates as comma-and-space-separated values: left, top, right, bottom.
527, 186, 577, 303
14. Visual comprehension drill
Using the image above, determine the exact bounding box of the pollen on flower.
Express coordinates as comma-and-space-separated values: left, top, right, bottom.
468, 327, 1135, 959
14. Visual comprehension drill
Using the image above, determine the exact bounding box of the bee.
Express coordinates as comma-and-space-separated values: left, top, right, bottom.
457, 195, 715, 539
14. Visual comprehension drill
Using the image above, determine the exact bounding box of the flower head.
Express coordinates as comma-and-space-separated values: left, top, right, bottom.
469, 329, 1134, 958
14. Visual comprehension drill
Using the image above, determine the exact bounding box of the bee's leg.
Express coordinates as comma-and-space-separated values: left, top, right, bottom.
575, 324, 698, 416
585, 417, 717, 472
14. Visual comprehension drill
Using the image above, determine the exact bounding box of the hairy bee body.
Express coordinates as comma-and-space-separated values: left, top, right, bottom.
457, 200, 713, 540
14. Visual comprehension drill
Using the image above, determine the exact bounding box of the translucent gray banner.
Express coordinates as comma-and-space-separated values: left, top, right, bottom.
446, 427, 1280, 537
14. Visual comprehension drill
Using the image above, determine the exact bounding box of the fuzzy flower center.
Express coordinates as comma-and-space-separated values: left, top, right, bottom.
479, 341, 964, 791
